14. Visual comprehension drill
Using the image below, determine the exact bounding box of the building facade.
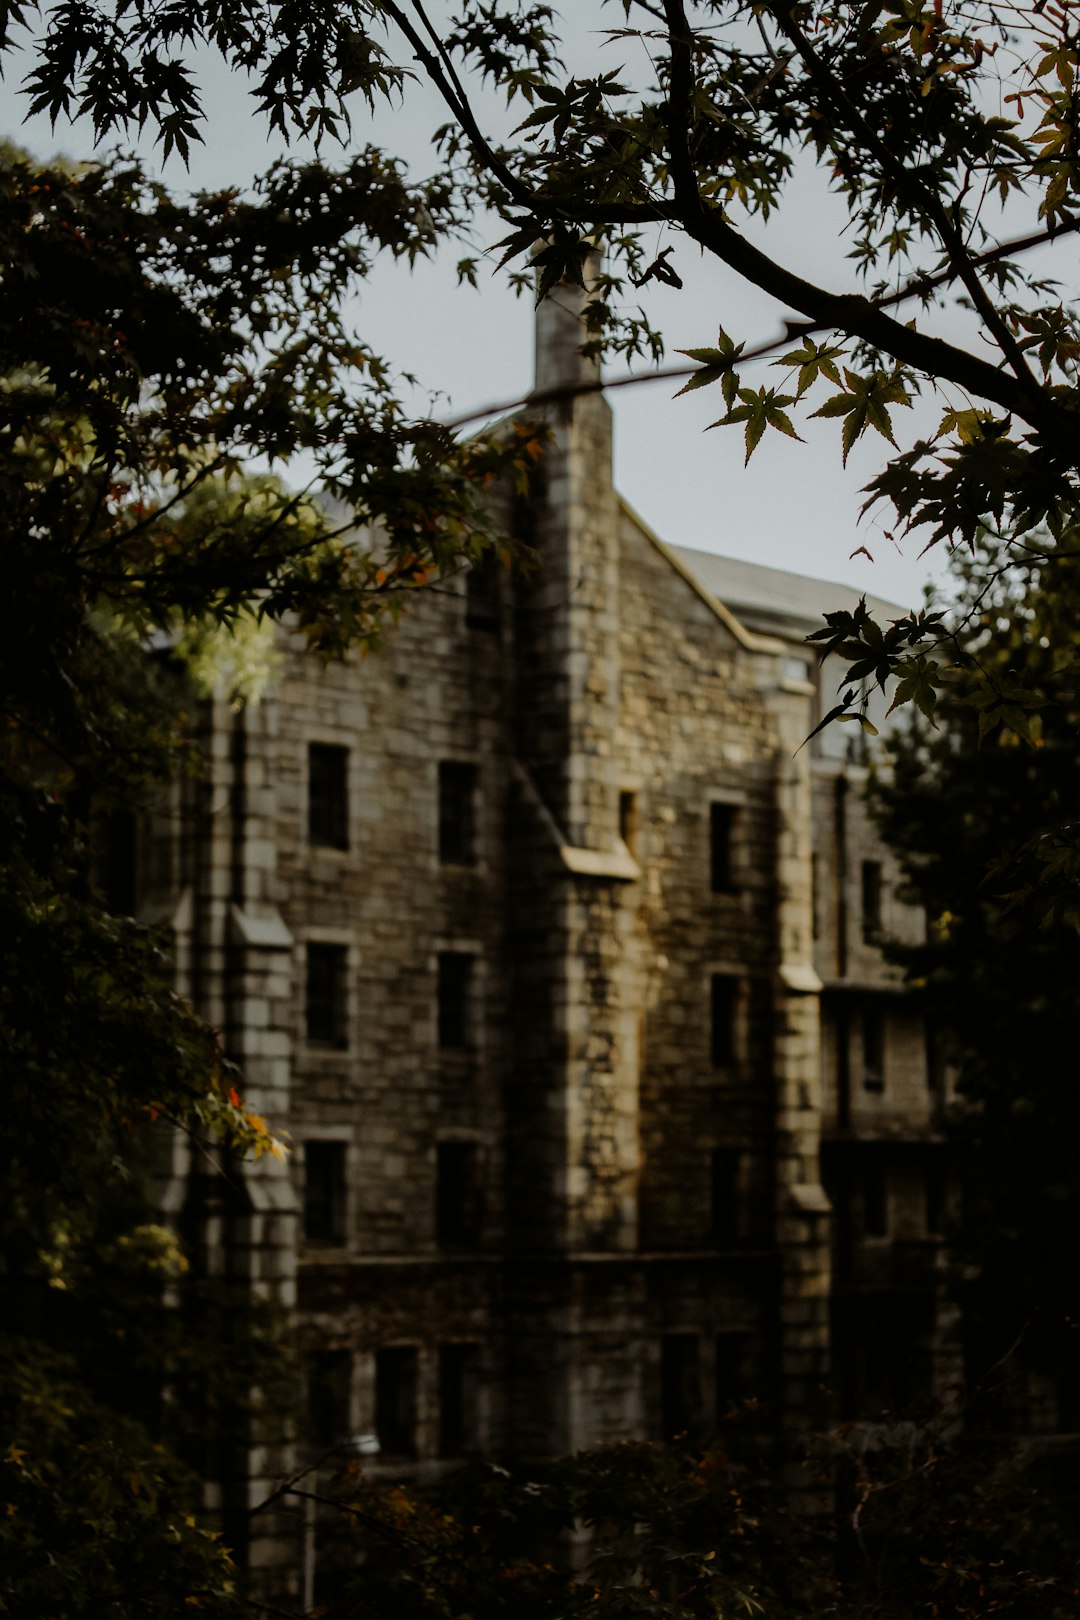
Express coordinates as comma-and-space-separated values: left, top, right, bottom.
136, 285, 953, 1583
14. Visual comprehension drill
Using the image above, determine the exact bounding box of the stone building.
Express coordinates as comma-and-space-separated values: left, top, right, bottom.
135, 285, 953, 1583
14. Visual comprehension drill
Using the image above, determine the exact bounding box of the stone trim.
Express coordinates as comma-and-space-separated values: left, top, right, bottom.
512, 759, 642, 882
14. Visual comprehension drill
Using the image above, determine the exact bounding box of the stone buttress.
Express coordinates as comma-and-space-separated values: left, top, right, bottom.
505, 271, 647, 1454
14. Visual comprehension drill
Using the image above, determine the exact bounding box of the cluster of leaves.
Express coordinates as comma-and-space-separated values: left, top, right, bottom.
0, 1245, 296, 1619
1, 1342, 241, 1620
0, 130, 547, 1176
0, 131, 511, 1253
16, 2, 1080, 726
870, 541, 1080, 1412
308, 1441, 831, 1620
0, 133, 546, 1613
277, 1428, 1079, 1620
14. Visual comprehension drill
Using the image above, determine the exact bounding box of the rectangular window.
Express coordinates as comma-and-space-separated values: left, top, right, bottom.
925, 1161, 947, 1236
306, 943, 348, 1049
811, 852, 820, 941
438, 1343, 480, 1458
710, 1148, 741, 1245
308, 743, 349, 850
438, 762, 477, 865
863, 1163, 888, 1238
861, 860, 883, 942
661, 1334, 701, 1440
715, 1333, 747, 1420
307, 1350, 351, 1452
101, 808, 138, 916
303, 1141, 347, 1246
437, 952, 474, 1050
375, 1347, 418, 1458
710, 803, 737, 893
710, 974, 737, 1068
465, 559, 498, 629
862, 1006, 885, 1092
925, 1020, 944, 1095
618, 790, 638, 855
436, 1141, 483, 1247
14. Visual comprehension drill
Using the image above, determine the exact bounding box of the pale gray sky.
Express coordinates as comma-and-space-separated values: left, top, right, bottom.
4, 7, 1062, 613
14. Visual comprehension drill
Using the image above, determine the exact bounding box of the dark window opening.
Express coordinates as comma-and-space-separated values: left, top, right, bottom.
863, 1163, 888, 1238
308, 743, 349, 850
925, 1020, 944, 1095
307, 1350, 351, 1452
436, 1141, 483, 1247
925, 1161, 947, 1236
375, 1347, 418, 1458
710, 1148, 741, 1245
710, 803, 737, 893
715, 1333, 748, 1419
306, 943, 348, 1049
619, 790, 638, 856
439, 1343, 480, 1458
465, 559, 499, 629
303, 1140, 347, 1246
861, 860, 883, 943
438, 762, 477, 865
811, 852, 820, 941
437, 952, 474, 1050
101, 809, 138, 916
661, 1334, 701, 1439
711, 975, 737, 1068
862, 1006, 885, 1092
835, 1007, 853, 1132
856, 1294, 931, 1417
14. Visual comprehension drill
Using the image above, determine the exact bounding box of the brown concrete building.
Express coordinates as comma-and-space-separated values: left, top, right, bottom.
138, 286, 952, 1582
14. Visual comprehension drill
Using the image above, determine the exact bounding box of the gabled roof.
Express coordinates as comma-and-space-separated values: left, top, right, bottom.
668, 545, 911, 642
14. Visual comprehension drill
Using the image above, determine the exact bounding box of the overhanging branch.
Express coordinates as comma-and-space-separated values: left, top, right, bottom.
386, 0, 1077, 449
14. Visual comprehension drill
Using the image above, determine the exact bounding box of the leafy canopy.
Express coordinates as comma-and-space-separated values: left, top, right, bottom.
9, 2, 1080, 730
0, 138, 536, 1616
871, 540, 1080, 1402
253, 1433, 1080, 1620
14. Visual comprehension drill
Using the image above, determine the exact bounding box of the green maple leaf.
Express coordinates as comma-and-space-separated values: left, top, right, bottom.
773, 336, 846, 398
710, 385, 801, 464
810, 368, 911, 465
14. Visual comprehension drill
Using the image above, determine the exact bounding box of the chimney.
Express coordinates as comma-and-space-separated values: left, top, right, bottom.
533, 249, 603, 400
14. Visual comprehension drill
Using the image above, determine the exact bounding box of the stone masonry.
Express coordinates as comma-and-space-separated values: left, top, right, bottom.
135, 281, 954, 1589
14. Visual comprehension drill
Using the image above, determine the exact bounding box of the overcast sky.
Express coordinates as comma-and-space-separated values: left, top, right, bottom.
4, 7, 1062, 615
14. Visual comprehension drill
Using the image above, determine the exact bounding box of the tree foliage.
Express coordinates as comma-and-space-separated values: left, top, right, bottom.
0, 138, 536, 1616
9, 2, 1080, 727
871, 542, 1080, 1416
262, 1431, 1080, 1620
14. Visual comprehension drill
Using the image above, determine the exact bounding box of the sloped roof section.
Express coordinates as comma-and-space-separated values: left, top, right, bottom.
669, 545, 911, 641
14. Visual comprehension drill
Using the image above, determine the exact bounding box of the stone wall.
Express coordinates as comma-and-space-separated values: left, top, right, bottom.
142, 289, 961, 1589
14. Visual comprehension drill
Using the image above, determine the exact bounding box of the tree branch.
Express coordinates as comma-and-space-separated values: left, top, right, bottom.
885, 215, 1080, 307
645, 4, 1065, 435
761, 1, 1044, 402
443, 212, 1080, 434
661, 0, 701, 217
442, 320, 812, 428
677, 211, 1041, 420
387, 0, 1074, 445
381, 0, 540, 215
